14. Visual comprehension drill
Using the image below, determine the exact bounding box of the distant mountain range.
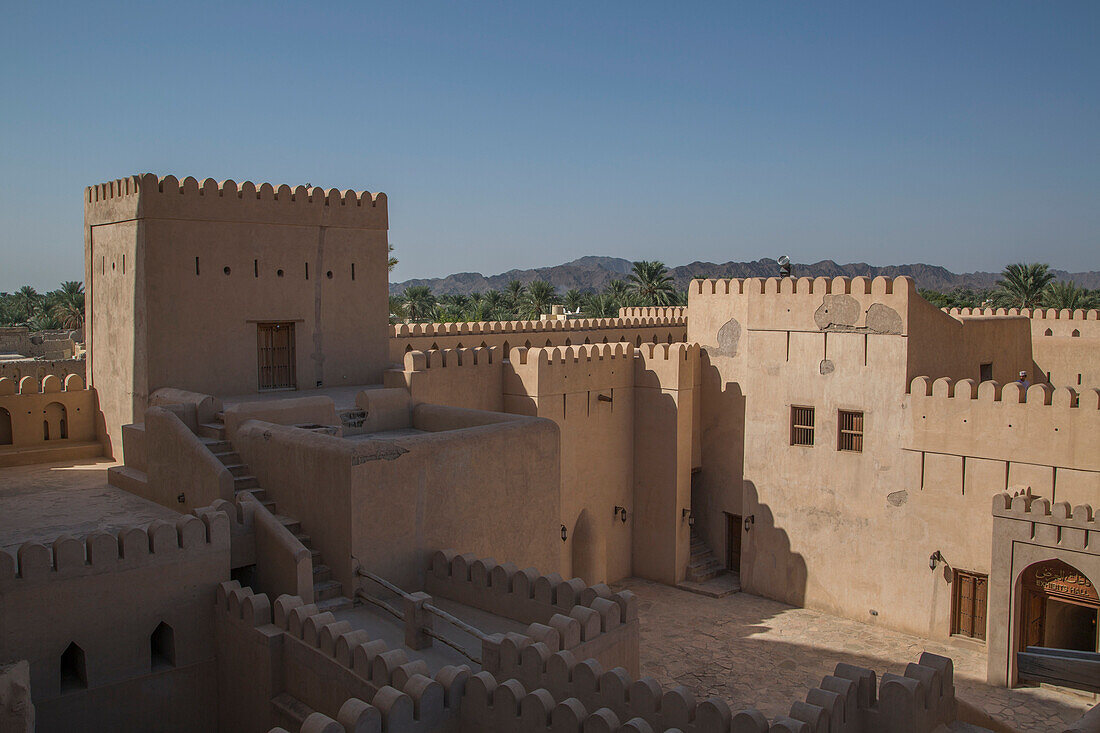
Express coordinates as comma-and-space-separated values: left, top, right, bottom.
390, 256, 1100, 295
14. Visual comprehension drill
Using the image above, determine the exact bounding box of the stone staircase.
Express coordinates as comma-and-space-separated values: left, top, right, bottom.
687, 527, 725, 583
199, 414, 352, 612
678, 528, 741, 598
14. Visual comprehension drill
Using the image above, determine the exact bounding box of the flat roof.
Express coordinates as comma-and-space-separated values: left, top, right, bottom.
0, 458, 180, 553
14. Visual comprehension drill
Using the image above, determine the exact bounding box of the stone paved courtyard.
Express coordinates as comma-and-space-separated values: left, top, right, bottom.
614, 579, 1096, 733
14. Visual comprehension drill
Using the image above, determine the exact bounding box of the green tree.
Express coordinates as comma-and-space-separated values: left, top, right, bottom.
505, 280, 526, 310
1042, 280, 1097, 311
388, 244, 398, 272
563, 289, 584, 312
582, 292, 619, 318
995, 263, 1054, 309
48, 281, 85, 329
628, 261, 678, 306
401, 285, 436, 321
388, 295, 407, 323
519, 280, 557, 319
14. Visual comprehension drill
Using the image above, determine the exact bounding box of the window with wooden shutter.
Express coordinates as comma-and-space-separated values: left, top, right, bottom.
837, 410, 864, 452
790, 406, 814, 446
952, 570, 988, 641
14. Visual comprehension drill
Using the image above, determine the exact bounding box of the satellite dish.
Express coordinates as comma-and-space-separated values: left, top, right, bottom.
777, 255, 790, 266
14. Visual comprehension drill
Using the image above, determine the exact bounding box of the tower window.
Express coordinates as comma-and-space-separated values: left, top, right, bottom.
60, 642, 87, 692
151, 622, 175, 670
790, 406, 815, 446
837, 410, 864, 452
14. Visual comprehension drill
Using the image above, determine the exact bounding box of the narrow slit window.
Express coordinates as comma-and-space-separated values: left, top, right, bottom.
790, 406, 815, 446
305, 263, 309, 280
195, 257, 200, 276
837, 410, 864, 452
254, 259, 259, 278
351, 263, 356, 281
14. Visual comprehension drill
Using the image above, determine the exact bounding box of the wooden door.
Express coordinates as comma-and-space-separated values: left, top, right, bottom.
726, 513, 742, 572
1023, 590, 1046, 650
257, 323, 296, 391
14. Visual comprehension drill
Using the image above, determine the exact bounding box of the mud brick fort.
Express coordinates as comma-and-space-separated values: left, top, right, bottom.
0, 174, 1098, 732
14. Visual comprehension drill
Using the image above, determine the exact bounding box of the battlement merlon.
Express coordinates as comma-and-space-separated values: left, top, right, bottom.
909, 375, 1100, 410
391, 315, 685, 339
946, 307, 1099, 321
504, 344, 636, 398
85, 174, 387, 230
691, 274, 916, 298
634, 342, 701, 391
0, 512, 229, 589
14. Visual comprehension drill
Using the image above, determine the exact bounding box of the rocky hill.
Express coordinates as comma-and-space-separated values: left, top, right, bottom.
390, 256, 1100, 295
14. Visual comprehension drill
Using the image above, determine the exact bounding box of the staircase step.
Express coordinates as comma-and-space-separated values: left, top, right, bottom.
309, 548, 322, 561
233, 475, 259, 490
202, 439, 232, 453
273, 515, 301, 534
271, 692, 313, 728
312, 564, 333, 583
315, 596, 354, 613
223, 463, 251, 477
235, 488, 267, 502
313, 580, 344, 602
213, 451, 242, 465
198, 422, 226, 440
295, 533, 312, 547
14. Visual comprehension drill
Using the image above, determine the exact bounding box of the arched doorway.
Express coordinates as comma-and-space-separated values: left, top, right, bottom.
0, 407, 11, 445
1016, 559, 1099, 691
43, 402, 68, 441
570, 509, 607, 585
1019, 559, 1098, 652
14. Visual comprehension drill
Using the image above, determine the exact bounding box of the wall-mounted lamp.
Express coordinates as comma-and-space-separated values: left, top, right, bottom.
681, 509, 695, 527
929, 550, 945, 571
614, 506, 628, 523
743, 515, 755, 532
560, 525, 568, 543
177, 493, 186, 504
597, 393, 613, 403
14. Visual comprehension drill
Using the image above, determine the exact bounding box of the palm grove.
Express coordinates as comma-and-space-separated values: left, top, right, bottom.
0, 283, 85, 330
390, 260, 1098, 324
389, 261, 683, 324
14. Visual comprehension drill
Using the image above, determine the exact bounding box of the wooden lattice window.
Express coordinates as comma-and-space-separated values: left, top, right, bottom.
790, 406, 815, 446
952, 570, 988, 640
837, 410, 864, 452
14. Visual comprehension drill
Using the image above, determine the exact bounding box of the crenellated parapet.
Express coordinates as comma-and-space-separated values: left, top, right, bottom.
0, 513, 229, 589
402, 346, 500, 372
618, 307, 687, 321
634, 343, 701, 391
691, 274, 915, 298
907, 376, 1100, 472
85, 174, 387, 229
218, 581, 466, 731
392, 316, 685, 339
459, 649, 955, 733
992, 493, 1096, 552
945, 307, 1099, 321
505, 344, 636, 398
0, 373, 86, 396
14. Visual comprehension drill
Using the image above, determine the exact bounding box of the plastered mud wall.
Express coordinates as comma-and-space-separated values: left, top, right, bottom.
85, 174, 391, 460
0, 513, 230, 731
0, 375, 101, 466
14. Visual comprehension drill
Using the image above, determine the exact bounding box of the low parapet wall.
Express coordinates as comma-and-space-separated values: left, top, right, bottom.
385, 346, 505, 412
86, 174, 387, 229
691, 274, 914, 297
907, 376, 1100, 480
389, 319, 686, 364
618, 307, 687, 320
425, 550, 639, 676
0, 374, 100, 464
218, 581, 467, 733
945, 307, 1099, 320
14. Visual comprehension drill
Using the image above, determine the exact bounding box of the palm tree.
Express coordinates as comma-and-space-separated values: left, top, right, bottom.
388, 244, 398, 272
519, 280, 557, 319
505, 280, 526, 310
582, 293, 619, 318
388, 295, 407, 323
628, 261, 677, 306
1043, 280, 1097, 311
401, 286, 436, 322
995, 263, 1054, 309
47, 281, 85, 329
563, 289, 584, 313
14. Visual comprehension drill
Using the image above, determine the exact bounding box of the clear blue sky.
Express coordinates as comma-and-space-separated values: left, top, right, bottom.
2, 2, 1098, 291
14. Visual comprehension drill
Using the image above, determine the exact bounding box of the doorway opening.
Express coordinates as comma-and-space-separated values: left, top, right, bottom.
257, 322, 297, 391
1016, 559, 1099, 692
725, 512, 742, 573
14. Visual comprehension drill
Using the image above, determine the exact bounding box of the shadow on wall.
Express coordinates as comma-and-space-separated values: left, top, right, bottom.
742, 480, 808, 608
694, 357, 747, 563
